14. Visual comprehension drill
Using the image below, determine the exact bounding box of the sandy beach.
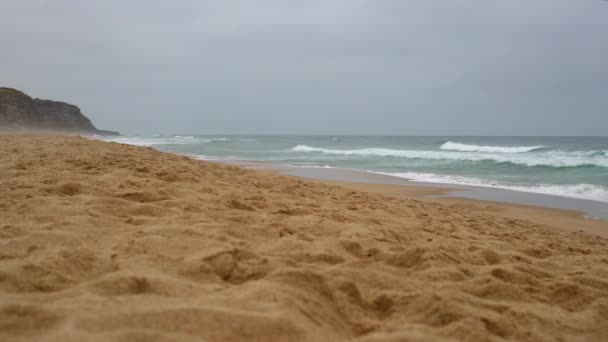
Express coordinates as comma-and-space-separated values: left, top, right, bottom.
1, 134, 607, 341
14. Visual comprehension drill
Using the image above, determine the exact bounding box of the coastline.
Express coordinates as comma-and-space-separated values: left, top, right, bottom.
2, 134, 608, 341
97, 134, 608, 207
313, 179, 608, 239
223, 160, 608, 238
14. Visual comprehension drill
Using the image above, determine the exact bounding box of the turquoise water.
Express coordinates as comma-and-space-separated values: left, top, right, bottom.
100, 135, 608, 203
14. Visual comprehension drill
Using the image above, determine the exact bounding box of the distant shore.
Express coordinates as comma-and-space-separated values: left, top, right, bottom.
1, 134, 607, 341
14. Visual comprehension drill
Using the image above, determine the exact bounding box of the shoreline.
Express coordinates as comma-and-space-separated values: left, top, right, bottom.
219, 160, 608, 237
311, 179, 608, 239
84, 135, 608, 234
200, 159, 608, 220
96, 135, 608, 209
95, 134, 608, 216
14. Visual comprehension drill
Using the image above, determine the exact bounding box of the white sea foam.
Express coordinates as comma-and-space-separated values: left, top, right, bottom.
440, 141, 546, 153
374, 171, 608, 203
292, 145, 608, 168
99, 136, 211, 146
100, 135, 232, 146
286, 164, 334, 169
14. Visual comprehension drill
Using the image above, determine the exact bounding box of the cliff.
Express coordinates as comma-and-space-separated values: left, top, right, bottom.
0, 87, 118, 135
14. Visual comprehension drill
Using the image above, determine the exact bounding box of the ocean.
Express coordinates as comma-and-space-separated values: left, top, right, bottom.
99, 135, 608, 205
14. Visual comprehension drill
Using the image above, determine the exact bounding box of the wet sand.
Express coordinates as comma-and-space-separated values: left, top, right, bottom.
278, 166, 608, 238
1, 134, 607, 341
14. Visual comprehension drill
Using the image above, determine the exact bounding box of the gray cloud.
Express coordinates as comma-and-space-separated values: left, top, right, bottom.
1, 0, 607, 135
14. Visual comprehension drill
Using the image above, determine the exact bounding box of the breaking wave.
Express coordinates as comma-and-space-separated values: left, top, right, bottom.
440, 141, 547, 153
98, 136, 233, 146
292, 145, 608, 168
102, 135, 202, 146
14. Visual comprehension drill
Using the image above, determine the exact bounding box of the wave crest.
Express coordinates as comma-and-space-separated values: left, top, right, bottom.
103, 136, 202, 146
291, 145, 608, 168
440, 141, 546, 153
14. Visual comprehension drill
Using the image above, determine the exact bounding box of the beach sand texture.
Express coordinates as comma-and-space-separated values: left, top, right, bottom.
1, 135, 607, 341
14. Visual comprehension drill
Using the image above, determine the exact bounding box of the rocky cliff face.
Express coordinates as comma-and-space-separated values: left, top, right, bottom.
0, 87, 118, 135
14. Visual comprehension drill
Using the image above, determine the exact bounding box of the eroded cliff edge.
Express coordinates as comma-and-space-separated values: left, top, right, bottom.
0, 87, 118, 135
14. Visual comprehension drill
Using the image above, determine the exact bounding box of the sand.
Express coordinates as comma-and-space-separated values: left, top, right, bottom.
312, 179, 608, 239
1, 135, 607, 341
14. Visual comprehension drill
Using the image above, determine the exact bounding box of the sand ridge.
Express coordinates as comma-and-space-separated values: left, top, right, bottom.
1, 135, 607, 341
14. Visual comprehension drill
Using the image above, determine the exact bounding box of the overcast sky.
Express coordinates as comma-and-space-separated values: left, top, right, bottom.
1, 0, 607, 135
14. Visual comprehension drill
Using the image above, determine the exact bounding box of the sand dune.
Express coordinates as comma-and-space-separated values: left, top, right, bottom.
1, 135, 607, 341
